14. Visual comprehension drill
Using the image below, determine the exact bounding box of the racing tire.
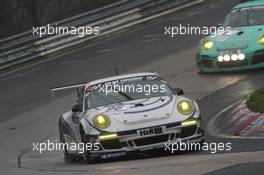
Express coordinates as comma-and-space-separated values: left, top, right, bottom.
197, 62, 205, 74
59, 128, 78, 163
82, 134, 98, 164
196, 55, 205, 74
200, 138, 205, 145
198, 127, 205, 146
83, 150, 98, 164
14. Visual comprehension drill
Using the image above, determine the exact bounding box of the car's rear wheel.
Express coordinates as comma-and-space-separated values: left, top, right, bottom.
59, 128, 78, 163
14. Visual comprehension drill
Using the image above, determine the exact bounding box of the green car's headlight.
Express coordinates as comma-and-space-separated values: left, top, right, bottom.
258, 35, 264, 45
202, 40, 214, 50
93, 114, 111, 129
177, 100, 194, 115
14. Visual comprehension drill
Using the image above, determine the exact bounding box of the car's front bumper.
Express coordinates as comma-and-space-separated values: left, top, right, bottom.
197, 48, 264, 73
86, 121, 204, 158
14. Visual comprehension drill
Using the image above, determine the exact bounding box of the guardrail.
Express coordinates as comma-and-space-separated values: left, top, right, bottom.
0, 0, 206, 71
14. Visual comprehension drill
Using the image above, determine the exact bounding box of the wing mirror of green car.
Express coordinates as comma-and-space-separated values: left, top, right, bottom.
217, 23, 223, 28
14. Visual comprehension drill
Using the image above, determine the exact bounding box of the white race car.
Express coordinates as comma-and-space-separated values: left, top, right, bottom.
54, 72, 204, 163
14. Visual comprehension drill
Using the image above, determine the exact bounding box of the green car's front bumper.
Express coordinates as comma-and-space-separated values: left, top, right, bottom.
196, 48, 264, 73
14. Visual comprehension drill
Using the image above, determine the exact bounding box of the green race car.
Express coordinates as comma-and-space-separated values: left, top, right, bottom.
196, 0, 264, 73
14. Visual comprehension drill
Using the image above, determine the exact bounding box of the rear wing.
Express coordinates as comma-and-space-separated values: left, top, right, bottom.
51, 83, 86, 97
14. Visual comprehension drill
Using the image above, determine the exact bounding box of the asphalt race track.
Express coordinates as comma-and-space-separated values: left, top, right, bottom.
1, 0, 264, 174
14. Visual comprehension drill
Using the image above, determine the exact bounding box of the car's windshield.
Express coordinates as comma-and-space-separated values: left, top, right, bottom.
224, 6, 264, 27
85, 77, 174, 109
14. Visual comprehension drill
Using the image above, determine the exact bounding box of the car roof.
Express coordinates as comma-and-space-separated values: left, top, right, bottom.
233, 0, 264, 10
87, 72, 160, 85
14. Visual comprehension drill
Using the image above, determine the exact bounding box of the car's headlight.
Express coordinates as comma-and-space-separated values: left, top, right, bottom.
258, 35, 264, 45
181, 118, 198, 127
202, 40, 214, 50
92, 114, 111, 129
177, 100, 194, 115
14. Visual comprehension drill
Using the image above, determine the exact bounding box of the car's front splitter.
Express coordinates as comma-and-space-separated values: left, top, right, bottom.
200, 62, 264, 73
88, 124, 204, 153
197, 49, 264, 73
89, 133, 205, 159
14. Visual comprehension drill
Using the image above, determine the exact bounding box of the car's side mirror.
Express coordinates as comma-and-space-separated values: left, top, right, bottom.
173, 88, 184, 95
72, 103, 83, 113
217, 23, 223, 28
240, 0, 249, 3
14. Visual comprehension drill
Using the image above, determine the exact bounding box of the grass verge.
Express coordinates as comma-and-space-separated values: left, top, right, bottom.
247, 88, 264, 113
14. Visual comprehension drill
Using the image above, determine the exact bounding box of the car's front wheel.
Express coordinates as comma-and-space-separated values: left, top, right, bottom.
81, 133, 99, 164
83, 149, 97, 164
59, 128, 78, 163
196, 55, 205, 74
197, 61, 205, 74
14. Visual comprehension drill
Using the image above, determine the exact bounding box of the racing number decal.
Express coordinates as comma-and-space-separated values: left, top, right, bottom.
106, 106, 123, 111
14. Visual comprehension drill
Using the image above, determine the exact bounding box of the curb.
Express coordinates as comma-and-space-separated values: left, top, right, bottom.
207, 99, 264, 139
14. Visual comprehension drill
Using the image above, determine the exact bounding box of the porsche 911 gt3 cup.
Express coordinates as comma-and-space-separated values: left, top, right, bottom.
196, 0, 264, 73
53, 72, 204, 163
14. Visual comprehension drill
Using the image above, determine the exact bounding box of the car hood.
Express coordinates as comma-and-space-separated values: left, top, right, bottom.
82, 95, 198, 133
211, 26, 264, 50
88, 96, 178, 125
84, 95, 198, 133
